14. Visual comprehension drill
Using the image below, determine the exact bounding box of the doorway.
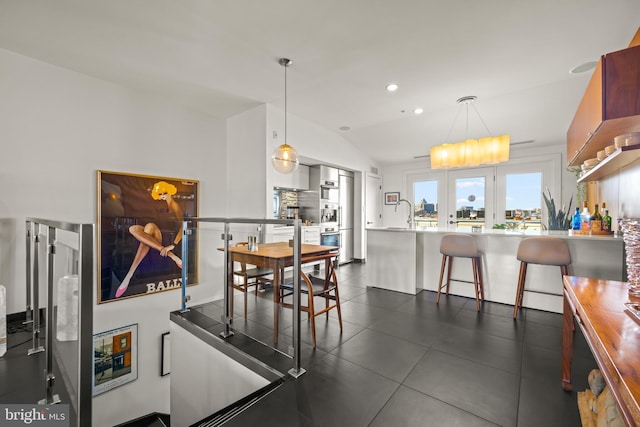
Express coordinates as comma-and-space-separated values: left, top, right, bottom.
446, 168, 495, 230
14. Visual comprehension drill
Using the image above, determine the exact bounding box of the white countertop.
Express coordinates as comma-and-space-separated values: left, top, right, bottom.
366, 226, 622, 241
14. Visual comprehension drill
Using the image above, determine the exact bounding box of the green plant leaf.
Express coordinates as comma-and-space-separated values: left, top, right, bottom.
543, 188, 572, 230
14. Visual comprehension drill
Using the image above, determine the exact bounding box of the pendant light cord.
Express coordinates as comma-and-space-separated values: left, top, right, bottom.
444, 104, 464, 143
444, 96, 494, 142
284, 60, 287, 147
469, 101, 493, 137
464, 101, 469, 140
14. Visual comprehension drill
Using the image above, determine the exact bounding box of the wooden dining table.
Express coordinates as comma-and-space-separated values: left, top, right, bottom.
221, 241, 339, 343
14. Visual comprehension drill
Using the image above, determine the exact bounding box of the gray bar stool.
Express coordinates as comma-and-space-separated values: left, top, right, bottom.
437, 234, 484, 311
513, 237, 571, 318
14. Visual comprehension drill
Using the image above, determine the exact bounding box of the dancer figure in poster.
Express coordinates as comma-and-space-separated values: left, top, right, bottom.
115, 181, 184, 298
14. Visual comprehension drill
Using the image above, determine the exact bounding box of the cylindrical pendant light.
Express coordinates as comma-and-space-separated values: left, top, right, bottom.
429, 96, 510, 169
272, 58, 299, 174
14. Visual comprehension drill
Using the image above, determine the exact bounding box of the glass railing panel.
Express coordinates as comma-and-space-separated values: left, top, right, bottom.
179, 219, 307, 374
181, 220, 225, 308
184, 221, 285, 349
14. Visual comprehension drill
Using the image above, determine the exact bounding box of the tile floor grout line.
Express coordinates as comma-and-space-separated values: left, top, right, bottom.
515, 317, 529, 427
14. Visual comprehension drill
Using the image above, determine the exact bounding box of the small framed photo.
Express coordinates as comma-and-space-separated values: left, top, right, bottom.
92, 323, 138, 396
161, 332, 170, 376
385, 192, 400, 205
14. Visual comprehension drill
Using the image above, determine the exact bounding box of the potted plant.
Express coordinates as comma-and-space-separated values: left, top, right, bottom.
567, 166, 587, 205
543, 188, 573, 230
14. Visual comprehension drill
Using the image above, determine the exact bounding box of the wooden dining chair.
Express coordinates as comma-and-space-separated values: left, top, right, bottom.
276, 254, 343, 347
231, 242, 273, 319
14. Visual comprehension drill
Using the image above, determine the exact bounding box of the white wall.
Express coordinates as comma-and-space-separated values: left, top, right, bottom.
0, 48, 227, 426
266, 105, 375, 174
227, 104, 268, 217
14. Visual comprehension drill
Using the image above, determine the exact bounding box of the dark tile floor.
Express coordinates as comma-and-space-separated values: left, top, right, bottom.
0, 319, 49, 403
0, 316, 77, 423
194, 262, 596, 427
0, 262, 596, 427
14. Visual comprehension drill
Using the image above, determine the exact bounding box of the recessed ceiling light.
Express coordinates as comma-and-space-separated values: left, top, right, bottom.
413, 108, 424, 115
570, 61, 597, 74
339, 126, 351, 131
386, 83, 399, 92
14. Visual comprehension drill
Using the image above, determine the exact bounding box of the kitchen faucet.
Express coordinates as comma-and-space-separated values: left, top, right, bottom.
395, 198, 414, 228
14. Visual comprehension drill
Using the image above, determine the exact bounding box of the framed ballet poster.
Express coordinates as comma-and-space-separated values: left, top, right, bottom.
97, 170, 199, 303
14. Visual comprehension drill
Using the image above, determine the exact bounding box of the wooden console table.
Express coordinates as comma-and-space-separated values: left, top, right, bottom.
562, 275, 640, 426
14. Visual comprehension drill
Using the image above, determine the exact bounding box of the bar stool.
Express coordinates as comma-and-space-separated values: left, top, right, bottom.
513, 237, 571, 319
437, 234, 484, 311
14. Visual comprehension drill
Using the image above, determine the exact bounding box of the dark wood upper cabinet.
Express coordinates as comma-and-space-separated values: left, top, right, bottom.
567, 41, 640, 167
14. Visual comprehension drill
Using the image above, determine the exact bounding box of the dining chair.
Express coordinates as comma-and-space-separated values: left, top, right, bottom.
231, 242, 273, 319
277, 254, 343, 347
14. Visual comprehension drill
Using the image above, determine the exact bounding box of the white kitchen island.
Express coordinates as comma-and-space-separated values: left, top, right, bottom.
366, 227, 625, 313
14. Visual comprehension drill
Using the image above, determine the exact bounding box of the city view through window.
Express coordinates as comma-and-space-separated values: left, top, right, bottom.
414, 180, 438, 228
504, 172, 543, 229
453, 177, 486, 228
412, 172, 542, 229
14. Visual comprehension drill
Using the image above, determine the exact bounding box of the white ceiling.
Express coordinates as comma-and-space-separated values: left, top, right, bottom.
1, 0, 639, 165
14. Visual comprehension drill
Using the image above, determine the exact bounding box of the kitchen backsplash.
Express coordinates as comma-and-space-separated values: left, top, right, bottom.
276, 190, 298, 219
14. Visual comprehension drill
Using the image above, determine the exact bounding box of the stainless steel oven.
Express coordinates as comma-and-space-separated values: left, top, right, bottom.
320, 226, 341, 248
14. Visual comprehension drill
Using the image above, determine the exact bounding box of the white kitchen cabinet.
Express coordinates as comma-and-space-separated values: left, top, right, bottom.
293, 165, 309, 190
266, 226, 294, 243
265, 225, 320, 244
302, 226, 320, 244
271, 164, 309, 190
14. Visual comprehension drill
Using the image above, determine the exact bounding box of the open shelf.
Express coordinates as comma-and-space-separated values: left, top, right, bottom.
578, 144, 640, 182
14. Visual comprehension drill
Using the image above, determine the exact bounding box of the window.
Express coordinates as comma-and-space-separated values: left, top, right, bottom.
495, 156, 558, 230
405, 153, 559, 230
413, 179, 438, 227
504, 172, 542, 230
455, 176, 485, 224
447, 168, 494, 230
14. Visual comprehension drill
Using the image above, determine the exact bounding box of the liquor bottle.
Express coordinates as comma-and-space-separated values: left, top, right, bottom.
602, 202, 612, 232
580, 201, 591, 232
591, 204, 602, 233
572, 207, 581, 231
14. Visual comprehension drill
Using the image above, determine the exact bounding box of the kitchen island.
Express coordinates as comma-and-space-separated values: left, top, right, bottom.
366, 227, 624, 313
